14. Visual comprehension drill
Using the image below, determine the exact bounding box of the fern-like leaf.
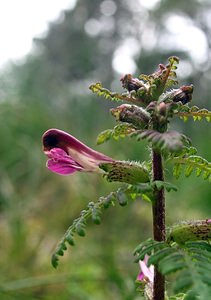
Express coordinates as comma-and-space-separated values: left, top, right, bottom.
89, 82, 139, 104
172, 155, 211, 182
51, 192, 116, 268
133, 129, 187, 153
52, 185, 148, 268
134, 239, 211, 299
177, 105, 211, 122
96, 123, 136, 145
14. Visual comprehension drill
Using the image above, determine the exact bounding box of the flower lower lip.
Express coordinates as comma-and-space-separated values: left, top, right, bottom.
44, 149, 70, 159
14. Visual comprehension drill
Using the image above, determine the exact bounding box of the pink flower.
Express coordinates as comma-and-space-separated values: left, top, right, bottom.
137, 255, 154, 284
42, 129, 114, 175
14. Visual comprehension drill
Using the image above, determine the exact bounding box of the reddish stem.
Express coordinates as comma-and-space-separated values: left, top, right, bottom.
152, 149, 166, 300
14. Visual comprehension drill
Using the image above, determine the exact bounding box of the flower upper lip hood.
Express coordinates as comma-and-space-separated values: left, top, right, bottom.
42, 128, 114, 175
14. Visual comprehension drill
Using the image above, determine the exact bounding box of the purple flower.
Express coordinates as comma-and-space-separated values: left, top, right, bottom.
42, 129, 114, 175
137, 255, 154, 284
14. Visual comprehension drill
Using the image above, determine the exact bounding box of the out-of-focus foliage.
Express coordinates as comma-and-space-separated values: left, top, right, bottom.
134, 239, 211, 298
0, 0, 211, 299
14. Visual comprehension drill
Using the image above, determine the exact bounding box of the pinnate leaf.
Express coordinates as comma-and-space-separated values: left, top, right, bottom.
172, 155, 211, 181
134, 130, 186, 153
97, 124, 135, 145
177, 105, 211, 122
134, 239, 211, 298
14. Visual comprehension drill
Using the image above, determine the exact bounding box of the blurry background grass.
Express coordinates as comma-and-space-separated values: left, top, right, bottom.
0, 0, 211, 299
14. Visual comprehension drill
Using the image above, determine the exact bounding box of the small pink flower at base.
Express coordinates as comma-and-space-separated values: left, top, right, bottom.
42, 129, 114, 175
137, 255, 154, 284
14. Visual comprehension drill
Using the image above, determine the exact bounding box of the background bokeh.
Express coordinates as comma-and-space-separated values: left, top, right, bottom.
0, 0, 211, 299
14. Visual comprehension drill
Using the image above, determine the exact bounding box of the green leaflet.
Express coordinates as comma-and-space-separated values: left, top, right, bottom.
169, 293, 186, 300
96, 123, 135, 145
177, 105, 211, 122
152, 180, 178, 192
134, 239, 211, 298
172, 155, 211, 182
89, 81, 139, 104
89, 82, 123, 102
116, 180, 177, 206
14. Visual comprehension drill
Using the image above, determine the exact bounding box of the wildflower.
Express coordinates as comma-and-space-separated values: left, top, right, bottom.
137, 255, 154, 300
137, 255, 154, 284
42, 129, 114, 175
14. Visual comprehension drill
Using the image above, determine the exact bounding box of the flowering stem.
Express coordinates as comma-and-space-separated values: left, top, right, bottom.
152, 149, 166, 300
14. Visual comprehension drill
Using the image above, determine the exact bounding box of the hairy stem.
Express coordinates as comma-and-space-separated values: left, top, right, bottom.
152, 149, 166, 300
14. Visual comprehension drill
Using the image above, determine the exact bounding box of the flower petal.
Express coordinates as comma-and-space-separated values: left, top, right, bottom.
138, 255, 154, 283
137, 271, 144, 281
46, 148, 83, 175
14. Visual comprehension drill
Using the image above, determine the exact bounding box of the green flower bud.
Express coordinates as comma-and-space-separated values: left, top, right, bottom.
167, 219, 211, 244
100, 161, 150, 184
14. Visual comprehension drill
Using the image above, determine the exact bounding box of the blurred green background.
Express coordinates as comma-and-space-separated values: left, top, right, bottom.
0, 0, 211, 299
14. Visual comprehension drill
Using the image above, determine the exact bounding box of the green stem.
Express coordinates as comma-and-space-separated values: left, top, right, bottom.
152, 149, 166, 300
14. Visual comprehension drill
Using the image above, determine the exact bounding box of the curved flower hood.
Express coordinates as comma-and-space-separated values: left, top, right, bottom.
42, 129, 114, 175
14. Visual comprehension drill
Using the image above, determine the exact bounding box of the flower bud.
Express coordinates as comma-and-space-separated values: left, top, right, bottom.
167, 219, 211, 244
120, 74, 144, 92
100, 161, 150, 184
111, 104, 150, 129
158, 102, 167, 116
172, 85, 194, 104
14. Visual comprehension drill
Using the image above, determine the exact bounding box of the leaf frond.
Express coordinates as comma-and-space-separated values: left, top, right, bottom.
89, 82, 139, 104
133, 129, 186, 153
96, 123, 136, 145
172, 155, 211, 181
134, 239, 211, 298
176, 105, 211, 122
51, 185, 148, 268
